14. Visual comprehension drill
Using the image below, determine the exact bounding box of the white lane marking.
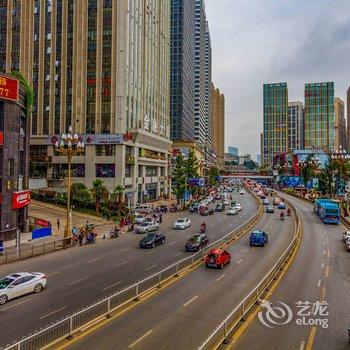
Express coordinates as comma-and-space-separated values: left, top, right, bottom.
102, 281, 122, 291
323, 250, 326, 255
129, 330, 153, 348
88, 257, 102, 263
299, 340, 306, 350
317, 279, 321, 287
145, 264, 157, 271
326, 238, 329, 244
323, 241, 326, 246
68, 277, 88, 286
210, 234, 216, 238
229, 223, 233, 227
120, 248, 130, 252
174, 252, 183, 257
237, 258, 244, 265
250, 247, 255, 252
221, 228, 225, 232
321, 262, 324, 269
0, 298, 31, 311
47, 271, 61, 277
169, 241, 176, 245
183, 295, 198, 307
39, 306, 67, 320
115, 261, 128, 268
216, 274, 226, 282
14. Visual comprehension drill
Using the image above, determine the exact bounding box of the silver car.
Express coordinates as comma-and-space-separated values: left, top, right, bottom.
0, 272, 47, 305
136, 221, 159, 234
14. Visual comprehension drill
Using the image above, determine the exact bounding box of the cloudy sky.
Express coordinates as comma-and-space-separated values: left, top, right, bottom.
206, 0, 350, 160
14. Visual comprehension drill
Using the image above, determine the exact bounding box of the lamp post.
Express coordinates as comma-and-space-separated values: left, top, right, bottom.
54, 126, 85, 241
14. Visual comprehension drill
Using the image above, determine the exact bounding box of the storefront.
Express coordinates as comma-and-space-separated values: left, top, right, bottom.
146, 183, 158, 201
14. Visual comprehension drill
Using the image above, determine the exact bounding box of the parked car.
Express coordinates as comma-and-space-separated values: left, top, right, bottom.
189, 203, 200, 213
342, 231, 350, 242
135, 214, 146, 225
223, 199, 231, 206
136, 221, 159, 234
263, 199, 269, 205
234, 203, 242, 211
174, 218, 191, 230
278, 202, 286, 210
199, 206, 214, 216
0, 272, 47, 305
139, 233, 165, 248
250, 230, 268, 247
227, 207, 238, 215
205, 249, 231, 269
345, 237, 350, 251
215, 203, 224, 212
185, 234, 209, 252
266, 205, 275, 213
273, 197, 281, 206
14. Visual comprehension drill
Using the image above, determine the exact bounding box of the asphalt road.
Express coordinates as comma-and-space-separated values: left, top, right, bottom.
234, 193, 350, 350
0, 193, 258, 347
65, 203, 295, 350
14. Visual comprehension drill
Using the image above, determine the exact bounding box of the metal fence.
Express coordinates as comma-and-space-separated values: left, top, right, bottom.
2, 189, 263, 350
198, 199, 302, 350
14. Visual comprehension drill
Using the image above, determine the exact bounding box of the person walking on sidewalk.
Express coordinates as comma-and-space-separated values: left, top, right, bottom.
57, 218, 60, 230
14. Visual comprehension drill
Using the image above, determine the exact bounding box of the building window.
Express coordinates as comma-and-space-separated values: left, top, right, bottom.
96, 164, 115, 178
146, 166, 157, 177
125, 164, 131, 178
96, 145, 115, 156
138, 165, 143, 177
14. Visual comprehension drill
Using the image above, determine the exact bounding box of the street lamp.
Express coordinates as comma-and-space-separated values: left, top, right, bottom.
54, 126, 85, 241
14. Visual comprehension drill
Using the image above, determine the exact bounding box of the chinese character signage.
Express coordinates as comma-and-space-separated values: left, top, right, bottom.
48, 134, 124, 145
12, 190, 31, 209
187, 178, 205, 187
0, 75, 19, 102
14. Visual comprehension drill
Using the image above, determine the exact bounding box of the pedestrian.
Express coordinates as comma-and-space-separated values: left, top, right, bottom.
78, 231, 84, 246
72, 226, 77, 236
0, 240, 3, 255
57, 218, 60, 230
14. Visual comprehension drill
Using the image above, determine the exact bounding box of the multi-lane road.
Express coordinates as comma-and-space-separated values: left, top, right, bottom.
233, 193, 350, 350
59, 201, 295, 349
0, 192, 258, 347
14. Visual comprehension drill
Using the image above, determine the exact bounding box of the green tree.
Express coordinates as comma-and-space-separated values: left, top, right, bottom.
208, 166, 219, 187
113, 185, 126, 204
71, 183, 93, 209
185, 148, 199, 178
243, 160, 257, 170
172, 153, 187, 203
90, 179, 109, 213
301, 154, 316, 185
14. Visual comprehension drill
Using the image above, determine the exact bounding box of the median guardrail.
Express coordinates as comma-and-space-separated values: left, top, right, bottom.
198, 198, 302, 350
2, 188, 263, 350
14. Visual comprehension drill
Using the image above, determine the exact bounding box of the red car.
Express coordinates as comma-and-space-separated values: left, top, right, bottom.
205, 248, 231, 269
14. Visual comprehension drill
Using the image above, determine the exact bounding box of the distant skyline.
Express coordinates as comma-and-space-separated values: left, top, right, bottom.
206, 0, 350, 158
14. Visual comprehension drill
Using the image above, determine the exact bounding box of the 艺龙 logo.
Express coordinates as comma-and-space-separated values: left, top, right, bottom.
258, 300, 293, 328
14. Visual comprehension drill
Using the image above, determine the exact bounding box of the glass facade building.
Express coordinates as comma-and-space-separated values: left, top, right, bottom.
288, 101, 304, 151
263, 83, 289, 165
304, 82, 334, 150
170, 0, 195, 141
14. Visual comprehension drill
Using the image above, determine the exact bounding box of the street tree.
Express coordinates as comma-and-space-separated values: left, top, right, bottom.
172, 153, 187, 203
90, 179, 109, 213
208, 166, 219, 187
185, 148, 199, 196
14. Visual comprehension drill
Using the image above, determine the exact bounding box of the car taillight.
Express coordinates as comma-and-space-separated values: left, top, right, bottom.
43, 275, 47, 279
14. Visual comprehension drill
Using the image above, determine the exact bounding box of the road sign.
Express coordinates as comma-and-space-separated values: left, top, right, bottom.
187, 177, 205, 187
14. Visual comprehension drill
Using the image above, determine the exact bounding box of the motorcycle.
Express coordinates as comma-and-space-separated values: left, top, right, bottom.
85, 233, 96, 244
110, 230, 119, 239
200, 224, 206, 233
287, 209, 291, 217
280, 212, 285, 221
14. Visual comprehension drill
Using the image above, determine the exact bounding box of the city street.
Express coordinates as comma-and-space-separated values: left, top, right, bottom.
233, 193, 350, 350
0, 192, 258, 347
61, 203, 294, 350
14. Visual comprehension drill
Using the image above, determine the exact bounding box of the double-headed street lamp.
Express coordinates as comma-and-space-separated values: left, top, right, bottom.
54, 126, 85, 240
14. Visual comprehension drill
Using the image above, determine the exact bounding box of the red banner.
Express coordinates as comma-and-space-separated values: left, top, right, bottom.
12, 190, 31, 209
0, 75, 19, 102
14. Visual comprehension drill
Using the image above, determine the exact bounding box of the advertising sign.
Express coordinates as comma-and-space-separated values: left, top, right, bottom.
12, 190, 31, 209
312, 178, 319, 189
187, 178, 205, 187
48, 134, 124, 145
0, 75, 19, 102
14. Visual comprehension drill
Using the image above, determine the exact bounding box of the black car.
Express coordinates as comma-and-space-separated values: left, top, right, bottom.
215, 203, 224, 212
189, 203, 200, 213
185, 234, 209, 252
139, 233, 166, 248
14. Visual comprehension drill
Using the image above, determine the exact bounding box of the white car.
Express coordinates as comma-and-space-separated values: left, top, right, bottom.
234, 204, 242, 211
135, 214, 146, 225
239, 190, 245, 195
136, 221, 159, 234
343, 231, 350, 242
0, 272, 47, 305
223, 199, 230, 206
227, 207, 238, 215
174, 218, 191, 230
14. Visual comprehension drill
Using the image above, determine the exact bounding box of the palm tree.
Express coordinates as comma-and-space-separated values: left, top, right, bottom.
113, 185, 126, 204
90, 179, 109, 213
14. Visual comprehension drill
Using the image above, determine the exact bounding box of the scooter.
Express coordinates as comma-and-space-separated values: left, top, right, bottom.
200, 225, 206, 233
86, 233, 96, 244
110, 230, 119, 239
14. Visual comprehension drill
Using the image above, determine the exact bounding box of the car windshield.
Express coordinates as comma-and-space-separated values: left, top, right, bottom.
229, 207, 235, 210
140, 222, 150, 227
188, 235, 200, 243
177, 219, 185, 223
143, 233, 156, 241
208, 253, 218, 259
0, 277, 14, 289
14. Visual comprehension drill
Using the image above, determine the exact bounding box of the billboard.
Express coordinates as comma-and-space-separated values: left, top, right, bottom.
0, 75, 19, 102
12, 190, 31, 209
187, 178, 205, 187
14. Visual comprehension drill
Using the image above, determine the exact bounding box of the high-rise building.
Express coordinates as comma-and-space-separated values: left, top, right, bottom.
212, 84, 225, 167
263, 83, 288, 165
204, 20, 212, 147
194, 0, 207, 145
304, 82, 334, 150
170, 0, 195, 141
256, 154, 261, 165
228, 146, 238, 156
260, 132, 264, 165
347, 87, 350, 152
334, 97, 346, 150
8, 0, 172, 205
288, 101, 304, 150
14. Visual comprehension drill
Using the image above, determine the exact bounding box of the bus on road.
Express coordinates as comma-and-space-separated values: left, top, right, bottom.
314, 198, 340, 224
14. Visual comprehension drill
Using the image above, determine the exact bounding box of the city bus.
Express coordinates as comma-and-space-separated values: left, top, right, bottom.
314, 198, 340, 224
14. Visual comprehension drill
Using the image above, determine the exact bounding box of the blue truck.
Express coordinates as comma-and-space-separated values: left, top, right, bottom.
250, 230, 268, 247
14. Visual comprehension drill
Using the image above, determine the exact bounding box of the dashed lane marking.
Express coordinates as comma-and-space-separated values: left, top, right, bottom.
0, 298, 31, 311
88, 257, 102, 263
115, 261, 127, 268
129, 330, 153, 348
216, 274, 226, 282
327, 249, 330, 258
39, 306, 67, 320
237, 258, 244, 265
145, 264, 157, 271
47, 271, 61, 277
169, 241, 176, 245
102, 281, 122, 291
68, 277, 88, 286
183, 295, 198, 307
325, 266, 330, 277
174, 252, 182, 257
317, 279, 321, 287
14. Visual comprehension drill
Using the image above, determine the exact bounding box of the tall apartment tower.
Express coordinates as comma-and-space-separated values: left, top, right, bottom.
212, 84, 225, 167
170, 0, 195, 141
347, 87, 350, 152
194, 0, 207, 145
6, 0, 172, 205
334, 97, 346, 150
204, 20, 213, 147
304, 82, 334, 150
263, 83, 289, 165
288, 101, 304, 151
